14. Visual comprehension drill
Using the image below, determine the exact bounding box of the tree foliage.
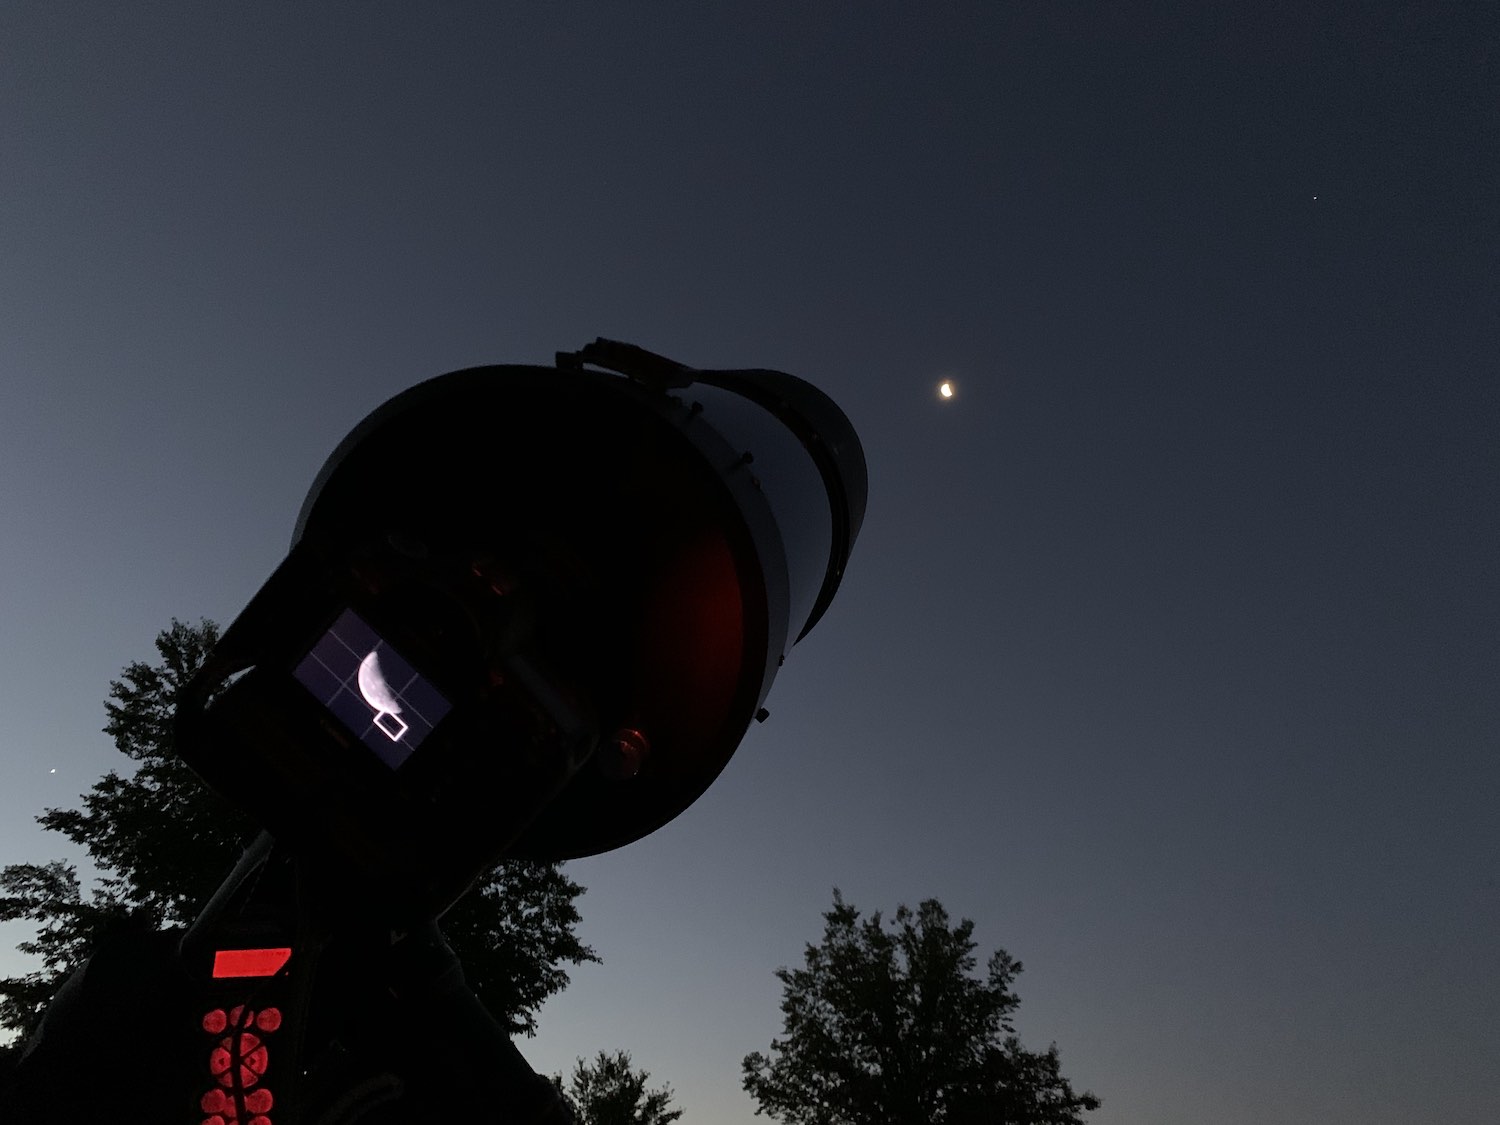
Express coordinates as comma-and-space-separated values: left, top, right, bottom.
0, 618, 597, 1043
742, 890, 1099, 1125
559, 1050, 684, 1125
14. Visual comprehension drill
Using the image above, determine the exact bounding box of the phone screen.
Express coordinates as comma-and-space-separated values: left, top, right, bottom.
292, 608, 452, 769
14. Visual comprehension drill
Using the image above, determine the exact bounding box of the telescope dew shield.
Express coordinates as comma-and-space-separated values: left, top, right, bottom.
175, 346, 866, 909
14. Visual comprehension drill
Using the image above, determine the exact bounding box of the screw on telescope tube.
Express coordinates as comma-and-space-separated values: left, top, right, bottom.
470, 557, 516, 598
386, 530, 429, 558
599, 727, 650, 779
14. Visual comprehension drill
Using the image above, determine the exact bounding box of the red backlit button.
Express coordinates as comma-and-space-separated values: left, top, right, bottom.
200, 1089, 229, 1113
245, 1087, 274, 1112
244, 1041, 268, 1076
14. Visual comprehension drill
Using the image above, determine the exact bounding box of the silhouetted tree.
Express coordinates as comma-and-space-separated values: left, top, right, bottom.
559, 1050, 684, 1125
0, 618, 597, 1046
742, 890, 1099, 1125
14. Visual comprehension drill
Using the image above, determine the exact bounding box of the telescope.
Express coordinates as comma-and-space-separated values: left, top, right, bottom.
2, 340, 865, 1124
178, 337, 866, 911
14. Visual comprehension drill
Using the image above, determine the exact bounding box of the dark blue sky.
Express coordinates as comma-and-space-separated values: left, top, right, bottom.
1, 4, 1495, 1123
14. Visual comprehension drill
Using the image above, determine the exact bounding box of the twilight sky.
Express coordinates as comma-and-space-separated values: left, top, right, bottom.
1, 4, 1495, 1123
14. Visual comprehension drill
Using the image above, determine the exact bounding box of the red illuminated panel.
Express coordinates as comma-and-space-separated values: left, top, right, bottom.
212, 947, 292, 978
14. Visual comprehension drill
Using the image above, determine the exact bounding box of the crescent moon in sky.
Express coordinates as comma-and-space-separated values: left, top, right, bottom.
357, 650, 403, 717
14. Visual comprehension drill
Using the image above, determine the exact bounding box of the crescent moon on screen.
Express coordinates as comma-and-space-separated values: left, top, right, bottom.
357, 650, 404, 717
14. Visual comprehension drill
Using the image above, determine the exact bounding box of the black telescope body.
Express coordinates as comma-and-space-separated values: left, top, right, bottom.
176, 341, 866, 917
